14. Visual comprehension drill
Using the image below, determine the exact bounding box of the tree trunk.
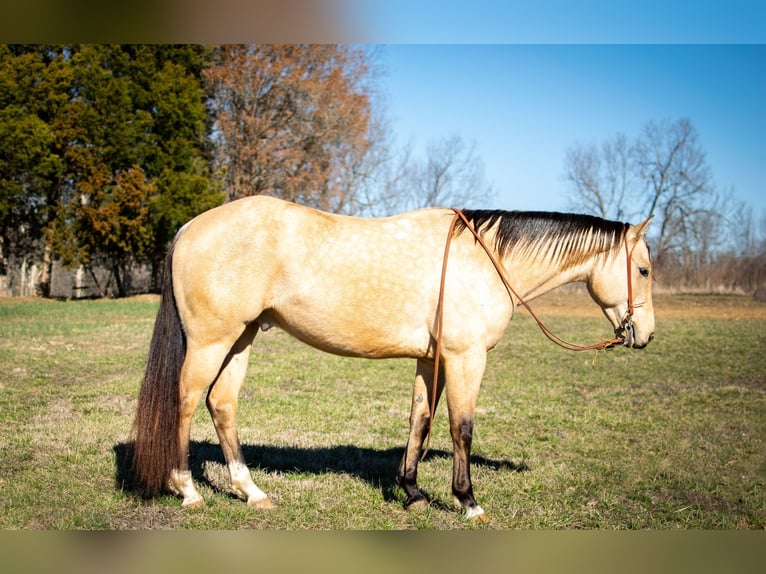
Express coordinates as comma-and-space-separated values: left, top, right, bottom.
112, 262, 126, 298
37, 244, 53, 298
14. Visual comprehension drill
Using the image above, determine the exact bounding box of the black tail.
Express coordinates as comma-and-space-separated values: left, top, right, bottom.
131, 244, 185, 495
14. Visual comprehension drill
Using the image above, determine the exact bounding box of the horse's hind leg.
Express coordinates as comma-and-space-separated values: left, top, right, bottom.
170, 340, 235, 508
205, 323, 273, 509
397, 358, 445, 509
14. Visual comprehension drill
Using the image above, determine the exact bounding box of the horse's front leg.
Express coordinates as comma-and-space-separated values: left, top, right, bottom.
444, 349, 489, 522
397, 358, 444, 509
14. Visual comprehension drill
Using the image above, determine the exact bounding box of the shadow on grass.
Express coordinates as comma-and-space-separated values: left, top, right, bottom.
114, 440, 528, 506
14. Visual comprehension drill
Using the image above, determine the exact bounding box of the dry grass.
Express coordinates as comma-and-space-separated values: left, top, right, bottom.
525, 287, 766, 320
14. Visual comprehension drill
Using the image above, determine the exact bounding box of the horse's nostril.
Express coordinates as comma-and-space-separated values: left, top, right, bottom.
648, 333, 655, 344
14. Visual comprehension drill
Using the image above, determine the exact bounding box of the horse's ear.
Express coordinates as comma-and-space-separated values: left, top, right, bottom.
628, 215, 653, 240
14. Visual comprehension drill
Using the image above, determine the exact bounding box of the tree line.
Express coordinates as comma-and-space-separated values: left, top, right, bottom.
1, 45, 762, 297
1, 44, 493, 297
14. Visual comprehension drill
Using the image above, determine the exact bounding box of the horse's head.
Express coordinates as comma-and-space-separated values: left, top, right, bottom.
587, 216, 655, 349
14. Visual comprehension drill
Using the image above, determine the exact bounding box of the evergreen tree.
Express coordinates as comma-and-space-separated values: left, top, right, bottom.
0, 45, 221, 296
0, 45, 69, 294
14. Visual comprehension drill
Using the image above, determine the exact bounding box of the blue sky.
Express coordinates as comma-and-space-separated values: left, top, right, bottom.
353, 1, 766, 220
376, 44, 765, 216
357, 0, 766, 44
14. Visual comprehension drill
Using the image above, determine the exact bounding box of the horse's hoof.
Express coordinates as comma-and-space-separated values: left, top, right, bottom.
464, 504, 489, 522
182, 497, 206, 510
248, 497, 276, 510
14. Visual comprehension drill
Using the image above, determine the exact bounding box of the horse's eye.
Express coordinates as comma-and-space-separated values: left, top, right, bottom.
639, 267, 650, 278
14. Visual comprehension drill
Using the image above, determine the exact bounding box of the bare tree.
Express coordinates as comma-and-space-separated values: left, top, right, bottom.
204, 45, 372, 212
564, 132, 633, 220
325, 109, 386, 216
205, 47, 493, 218
759, 210, 766, 254
395, 134, 494, 211
720, 190, 757, 256
565, 118, 718, 265
327, 62, 402, 217
342, 122, 414, 217
633, 118, 716, 262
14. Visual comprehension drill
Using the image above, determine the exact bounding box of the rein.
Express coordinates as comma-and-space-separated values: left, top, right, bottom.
421, 209, 636, 459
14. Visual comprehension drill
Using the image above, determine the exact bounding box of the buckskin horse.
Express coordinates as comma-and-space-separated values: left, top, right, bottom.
131, 195, 654, 521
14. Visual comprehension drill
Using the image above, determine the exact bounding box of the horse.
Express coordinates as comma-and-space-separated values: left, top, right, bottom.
131, 195, 654, 521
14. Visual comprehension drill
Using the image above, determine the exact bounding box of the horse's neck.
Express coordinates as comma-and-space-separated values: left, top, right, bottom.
505, 253, 594, 303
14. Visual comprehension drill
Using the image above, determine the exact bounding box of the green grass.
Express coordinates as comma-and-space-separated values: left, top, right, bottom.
0, 295, 763, 529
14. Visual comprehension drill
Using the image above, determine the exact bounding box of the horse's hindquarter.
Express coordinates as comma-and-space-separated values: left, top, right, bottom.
173, 197, 513, 359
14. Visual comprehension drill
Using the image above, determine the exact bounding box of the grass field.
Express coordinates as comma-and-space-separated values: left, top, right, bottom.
0, 291, 764, 529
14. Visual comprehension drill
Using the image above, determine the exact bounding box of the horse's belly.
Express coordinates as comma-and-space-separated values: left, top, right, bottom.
257, 306, 430, 359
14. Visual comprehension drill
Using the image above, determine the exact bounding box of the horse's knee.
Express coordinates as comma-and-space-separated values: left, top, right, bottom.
451, 417, 473, 448
460, 419, 473, 442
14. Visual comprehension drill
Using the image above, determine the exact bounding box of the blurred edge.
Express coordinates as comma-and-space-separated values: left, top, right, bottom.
0, 0, 366, 43
2, 531, 765, 574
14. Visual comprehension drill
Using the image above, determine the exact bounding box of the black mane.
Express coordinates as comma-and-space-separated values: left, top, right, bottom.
453, 210, 627, 266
